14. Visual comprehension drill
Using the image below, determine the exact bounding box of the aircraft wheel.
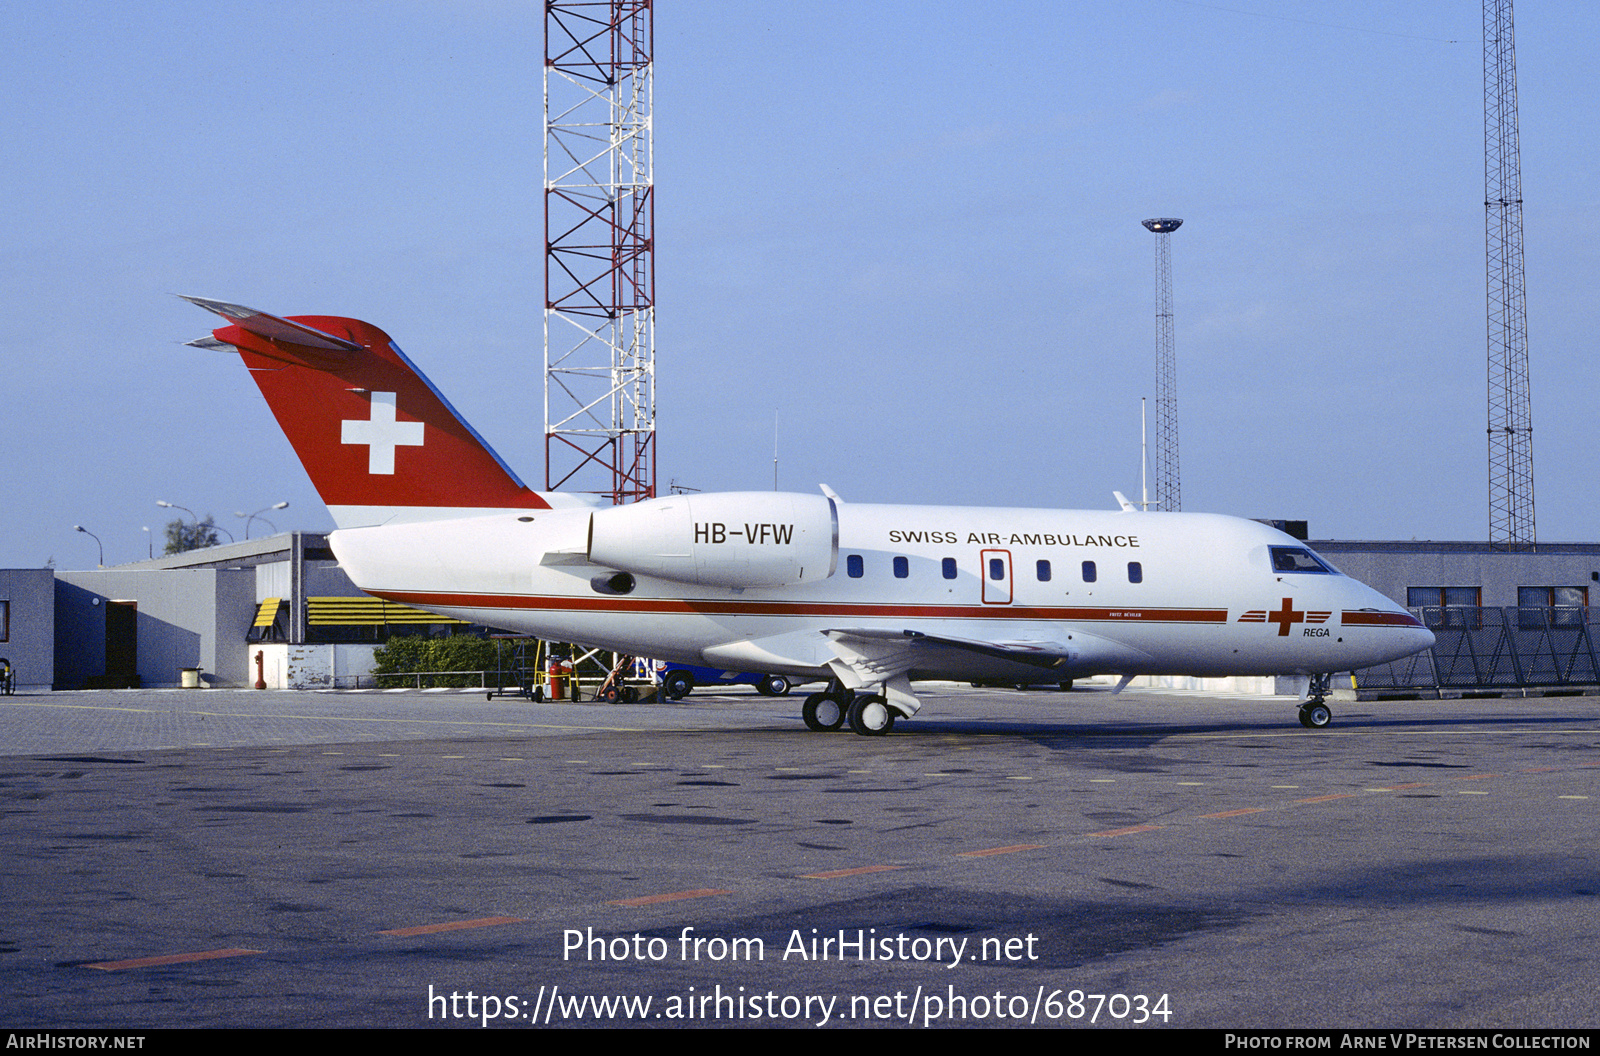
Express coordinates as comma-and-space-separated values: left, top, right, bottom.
663, 671, 694, 700
847, 694, 896, 736
1298, 702, 1333, 729
1059, 679, 1074, 691
760, 675, 792, 697
801, 692, 845, 731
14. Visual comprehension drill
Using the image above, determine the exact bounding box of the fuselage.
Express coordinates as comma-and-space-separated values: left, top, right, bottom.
330, 497, 1433, 682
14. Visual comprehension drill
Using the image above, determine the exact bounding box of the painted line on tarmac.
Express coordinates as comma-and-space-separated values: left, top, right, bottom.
800, 865, 904, 879
380, 916, 526, 937
957, 844, 1046, 857
84, 948, 264, 971
608, 888, 732, 906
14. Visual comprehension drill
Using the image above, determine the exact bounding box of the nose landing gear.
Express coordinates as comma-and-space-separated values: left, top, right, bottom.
1297, 673, 1333, 728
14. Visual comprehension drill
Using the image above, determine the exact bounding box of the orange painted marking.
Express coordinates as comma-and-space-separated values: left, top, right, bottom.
608, 888, 732, 906
801, 865, 904, 879
1294, 793, 1356, 804
1520, 767, 1558, 773
1455, 774, 1498, 781
1089, 824, 1162, 837
1200, 808, 1266, 819
957, 844, 1045, 858
1375, 783, 1429, 791
380, 916, 525, 937
85, 947, 264, 971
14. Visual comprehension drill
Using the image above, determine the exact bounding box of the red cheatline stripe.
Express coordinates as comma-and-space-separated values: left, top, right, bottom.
1200, 808, 1266, 819
371, 589, 1230, 625
957, 844, 1045, 857
380, 916, 525, 937
608, 888, 731, 906
1341, 610, 1427, 628
801, 865, 904, 879
84, 948, 264, 971
1089, 824, 1162, 837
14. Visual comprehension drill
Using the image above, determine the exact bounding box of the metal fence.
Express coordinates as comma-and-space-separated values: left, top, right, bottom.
1351, 607, 1599, 696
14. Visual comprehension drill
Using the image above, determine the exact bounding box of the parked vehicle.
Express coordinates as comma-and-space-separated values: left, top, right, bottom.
659, 664, 804, 700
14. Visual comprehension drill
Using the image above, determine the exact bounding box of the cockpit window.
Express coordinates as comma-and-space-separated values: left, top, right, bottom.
1270, 546, 1337, 574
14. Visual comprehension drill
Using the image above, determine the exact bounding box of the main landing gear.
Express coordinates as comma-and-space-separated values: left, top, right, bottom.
1297, 673, 1333, 729
801, 681, 901, 737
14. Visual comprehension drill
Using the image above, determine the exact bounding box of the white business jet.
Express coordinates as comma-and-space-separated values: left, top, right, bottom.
185, 297, 1434, 734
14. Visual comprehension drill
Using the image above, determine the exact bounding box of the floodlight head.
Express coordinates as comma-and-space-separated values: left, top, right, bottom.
1142, 218, 1183, 233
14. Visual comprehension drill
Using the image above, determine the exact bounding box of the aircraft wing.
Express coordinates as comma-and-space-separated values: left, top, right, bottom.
822, 627, 1078, 687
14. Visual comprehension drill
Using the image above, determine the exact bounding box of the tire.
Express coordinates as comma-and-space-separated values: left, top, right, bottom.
1298, 702, 1332, 729
847, 694, 896, 736
619, 685, 639, 703
760, 675, 791, 697
801, 692, 845, 732
663, 671, 694, 700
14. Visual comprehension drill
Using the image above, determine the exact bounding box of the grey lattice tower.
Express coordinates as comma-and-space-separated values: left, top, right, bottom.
1484, 0, 1535, 548
1142, 218, 1183, 512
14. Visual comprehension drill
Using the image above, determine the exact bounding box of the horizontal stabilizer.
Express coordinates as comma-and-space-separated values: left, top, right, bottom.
178, 295, 363, 352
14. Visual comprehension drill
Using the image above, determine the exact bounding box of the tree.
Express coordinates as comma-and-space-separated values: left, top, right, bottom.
163, 516, 221, 555
373, 634, 500, 688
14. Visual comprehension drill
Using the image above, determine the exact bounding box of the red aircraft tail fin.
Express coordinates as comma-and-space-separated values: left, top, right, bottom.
184, 296, 562, 527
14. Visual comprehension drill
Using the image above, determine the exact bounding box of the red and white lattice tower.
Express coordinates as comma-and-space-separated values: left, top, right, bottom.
1142, 218, 1183, 512
544, 1, 655, 504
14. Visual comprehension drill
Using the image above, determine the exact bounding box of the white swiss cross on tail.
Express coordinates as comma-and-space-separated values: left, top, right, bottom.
341, 392, 424, 474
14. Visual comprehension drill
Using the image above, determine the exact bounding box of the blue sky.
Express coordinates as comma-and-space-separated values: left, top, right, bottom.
3, 1, 1595, 569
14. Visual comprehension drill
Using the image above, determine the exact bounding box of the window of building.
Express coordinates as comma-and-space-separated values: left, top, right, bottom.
941, 557, 957, 580
0, 599, 8, 642
1036, 559, 1051, 582
1408, 587, 1483, 629
847, 554, 864, 578
893, 556, 909, 579
1407, 587, 1481, 609
1518, 586, 1588, 628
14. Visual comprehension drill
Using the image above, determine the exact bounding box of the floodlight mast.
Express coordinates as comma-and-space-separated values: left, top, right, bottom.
1141, 218, 1183, 513
544, 1, 656, 505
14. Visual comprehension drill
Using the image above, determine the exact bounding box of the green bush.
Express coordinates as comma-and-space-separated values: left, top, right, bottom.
372, 634, 500, 688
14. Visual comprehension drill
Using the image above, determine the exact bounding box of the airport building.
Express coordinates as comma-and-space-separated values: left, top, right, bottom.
3, 532, 1596, 695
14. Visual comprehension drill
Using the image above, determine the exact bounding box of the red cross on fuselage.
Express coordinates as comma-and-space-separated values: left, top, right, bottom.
1267, 597, 1304, 637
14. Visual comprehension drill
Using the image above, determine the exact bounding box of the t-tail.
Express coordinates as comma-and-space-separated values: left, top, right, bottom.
184, 296, 593, 527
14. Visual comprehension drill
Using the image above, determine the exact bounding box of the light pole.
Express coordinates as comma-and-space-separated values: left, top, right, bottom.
73, 525, 104, 567
237, 501, 290, 539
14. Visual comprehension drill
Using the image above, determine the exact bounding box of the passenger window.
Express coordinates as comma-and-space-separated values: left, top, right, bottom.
989, 558, 1005, 581
1128, 561, 1142, 584
893, 556, 909, 579
1036, 559, 1051, 582
941, 557, 957, 580
1082, 560, 1097, 583
847, 554, 863, 578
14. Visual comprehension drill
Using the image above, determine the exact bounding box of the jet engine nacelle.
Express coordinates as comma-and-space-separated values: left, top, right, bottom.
588, 492, 838, 588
